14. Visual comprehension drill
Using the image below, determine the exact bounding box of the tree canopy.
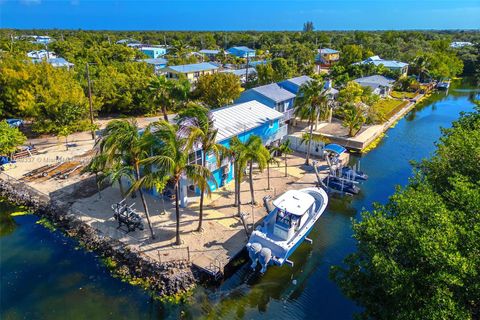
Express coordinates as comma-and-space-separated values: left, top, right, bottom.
331, 103, 480, 319
0, 121, 27, 155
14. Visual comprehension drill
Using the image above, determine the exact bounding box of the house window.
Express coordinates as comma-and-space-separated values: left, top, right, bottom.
194, 72, 200, 78
269, 120, 274, 128
188, 150, 203, 165
277, 102, 286, 113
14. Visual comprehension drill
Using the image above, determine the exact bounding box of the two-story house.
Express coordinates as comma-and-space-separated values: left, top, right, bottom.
161, 62, 219, 82
316, 48, 340, 70
235, 83, 296, 123
176, 101, 286, 207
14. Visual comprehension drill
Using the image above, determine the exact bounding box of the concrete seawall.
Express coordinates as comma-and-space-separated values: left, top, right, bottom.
0, 173, 198, 298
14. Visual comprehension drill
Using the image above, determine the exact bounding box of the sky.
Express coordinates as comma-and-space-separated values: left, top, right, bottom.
0, 0, 479, 31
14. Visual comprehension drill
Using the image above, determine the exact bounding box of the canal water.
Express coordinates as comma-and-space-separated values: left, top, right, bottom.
1, 79, 478, 319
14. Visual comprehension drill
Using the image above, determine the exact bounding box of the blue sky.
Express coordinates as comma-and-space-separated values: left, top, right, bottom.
0, 0, 479, 30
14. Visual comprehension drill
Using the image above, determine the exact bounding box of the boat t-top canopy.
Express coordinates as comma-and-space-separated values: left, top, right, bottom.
324, 143, 346, 155
272, 190, 314, 216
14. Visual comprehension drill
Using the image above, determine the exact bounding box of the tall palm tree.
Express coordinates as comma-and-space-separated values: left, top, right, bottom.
265, 151, 280, 190
145, 120, 213, 245
271, 139, 293, 177
99, 119, 156, 239
413, 55, 430, 83
176, 104, 227, 232
148, 75, 190, 121
231, 135, 270, 206
294, 79, 327, 165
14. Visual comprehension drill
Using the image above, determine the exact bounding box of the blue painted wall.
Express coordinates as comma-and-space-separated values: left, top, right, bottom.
235, 90, 295, 111
205, 119, 281, 192
227, 47, 256, 58
278, 81, 300, 95
141, 47, 167, 58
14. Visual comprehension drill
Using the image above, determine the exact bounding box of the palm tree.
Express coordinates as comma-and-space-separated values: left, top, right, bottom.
271, 139, 293, 177
98, 119, 156, 239
294, 79, 327, 165
342, 104, 366, 137
176, 104, 227, 232
231, 135, 270, 206
148, 75, 190, 121
413, 55, 430, 83
265, 151, 280, 190
145, 120, 213, 245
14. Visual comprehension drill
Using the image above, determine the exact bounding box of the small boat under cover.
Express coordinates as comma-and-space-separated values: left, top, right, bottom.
246, 187, 328, 273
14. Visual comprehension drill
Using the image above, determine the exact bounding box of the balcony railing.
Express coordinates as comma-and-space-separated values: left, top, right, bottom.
263, 125, 288, 146
283, 108, 295, 121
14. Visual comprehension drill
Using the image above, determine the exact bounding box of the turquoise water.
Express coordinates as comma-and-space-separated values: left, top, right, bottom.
1, 80, 478, 319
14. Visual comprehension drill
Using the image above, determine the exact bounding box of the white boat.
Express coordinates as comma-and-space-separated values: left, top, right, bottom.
437, 80, 450, 90
246, 187, 328, 273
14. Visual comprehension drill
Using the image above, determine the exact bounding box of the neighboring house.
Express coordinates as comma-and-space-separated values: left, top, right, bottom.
161, 62, 219, 82
278, 75, 313, 94
140, 46, 167, 58
32, 36, 53, 44
220, 68, 257, 83
227, 46, 256, 58
354, 75, 395, 97
279, 75, 339, 101
450, 41, 473, 48
324, 80, 339, 100
356, 55, 409, 76
199, 49, 221, 60
316, 48, 340, 67
139, 58, 168, 73
27, 50, 57, 59
31, 57, 74, 69
235, 83, 296, 122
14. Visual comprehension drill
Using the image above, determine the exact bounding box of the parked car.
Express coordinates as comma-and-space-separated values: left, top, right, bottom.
6, 119, 24, 128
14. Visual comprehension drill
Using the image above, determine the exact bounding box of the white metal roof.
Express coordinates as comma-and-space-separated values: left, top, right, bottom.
273, 190, 315, 216
211, 100, 284, 142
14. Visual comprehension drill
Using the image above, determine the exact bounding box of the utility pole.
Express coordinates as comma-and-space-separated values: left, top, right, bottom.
245, 54, 250, 87
85, 63, 95, 140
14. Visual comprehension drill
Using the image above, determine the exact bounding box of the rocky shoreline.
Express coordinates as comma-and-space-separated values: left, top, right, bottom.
0, 177, 199, 298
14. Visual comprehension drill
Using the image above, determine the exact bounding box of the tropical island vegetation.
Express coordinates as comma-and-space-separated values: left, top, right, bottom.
1, 28, 478, 138
331, 102, 480, 319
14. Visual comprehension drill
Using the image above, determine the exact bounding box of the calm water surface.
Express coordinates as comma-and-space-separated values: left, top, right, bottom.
1, 80, 478, 320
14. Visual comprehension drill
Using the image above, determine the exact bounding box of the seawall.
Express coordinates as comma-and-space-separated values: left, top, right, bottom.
0, 174, 199, 299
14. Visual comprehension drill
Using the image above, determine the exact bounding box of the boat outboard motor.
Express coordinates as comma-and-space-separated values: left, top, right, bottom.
258, 247, 272, 273
246, 242, 262, 269
262, 195, 274, 214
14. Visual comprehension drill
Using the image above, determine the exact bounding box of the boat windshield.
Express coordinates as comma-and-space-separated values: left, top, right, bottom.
275, 209, 300, 229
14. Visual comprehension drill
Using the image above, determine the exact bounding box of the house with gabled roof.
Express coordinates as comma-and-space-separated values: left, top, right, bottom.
354, 75, 395, 97
161, 62, 219, 82
316, 48, 340, 68
235, 83, 296, 121
356, 56, 409, 76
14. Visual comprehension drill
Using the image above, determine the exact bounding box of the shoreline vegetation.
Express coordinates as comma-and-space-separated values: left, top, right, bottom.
331, 101, 480, 319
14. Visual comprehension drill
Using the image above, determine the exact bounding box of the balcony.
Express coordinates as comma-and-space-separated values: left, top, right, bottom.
283, 108, 295, 121
263, 124, 288, 146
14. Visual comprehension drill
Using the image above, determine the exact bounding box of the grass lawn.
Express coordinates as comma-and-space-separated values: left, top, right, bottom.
372, 98, 409, 120
391, 91, 417, 99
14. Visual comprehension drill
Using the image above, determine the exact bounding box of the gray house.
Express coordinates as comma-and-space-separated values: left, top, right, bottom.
354, 75, 395, 97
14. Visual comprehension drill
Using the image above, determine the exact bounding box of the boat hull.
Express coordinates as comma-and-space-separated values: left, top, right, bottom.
246, 187, 328, 271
